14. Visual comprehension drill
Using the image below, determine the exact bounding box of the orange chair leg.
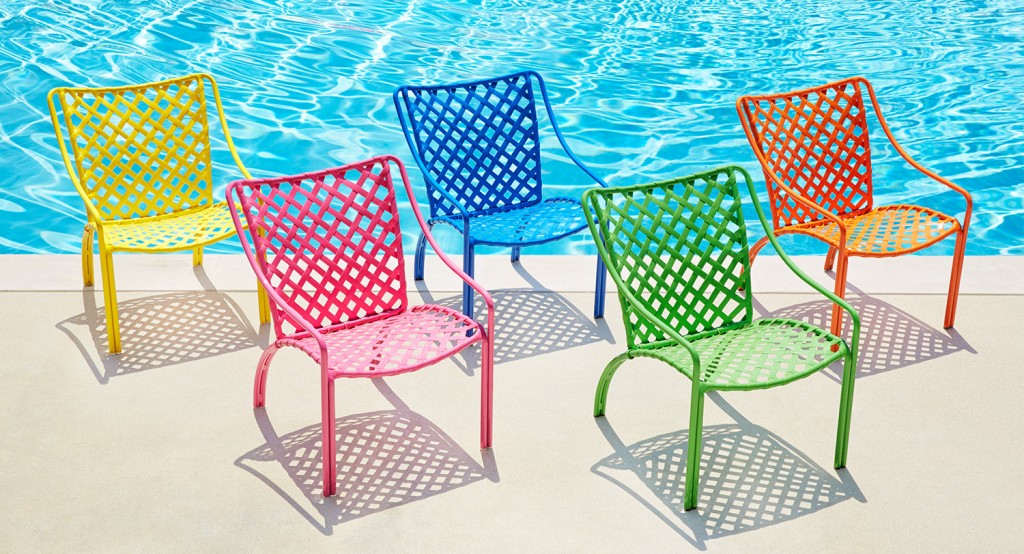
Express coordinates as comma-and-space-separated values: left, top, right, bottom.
824, 246, 837, 271
943, 227, 967, 328
748, 236, 770, 267
830, 252, 850, 339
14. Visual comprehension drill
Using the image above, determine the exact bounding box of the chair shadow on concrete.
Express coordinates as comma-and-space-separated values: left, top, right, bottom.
753, 287, 975, 382
592, 393, 864, 549
235, 379, 498, 535
56, 268, 263, 383
414, 263, 614, 374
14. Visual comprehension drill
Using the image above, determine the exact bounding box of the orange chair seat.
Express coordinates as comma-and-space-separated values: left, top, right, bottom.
783, 204, 960, 256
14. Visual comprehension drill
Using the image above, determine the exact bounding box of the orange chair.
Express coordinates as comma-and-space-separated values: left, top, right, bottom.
736, 77, 971, 335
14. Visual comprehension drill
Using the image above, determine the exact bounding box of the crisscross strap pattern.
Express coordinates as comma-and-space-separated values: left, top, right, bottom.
54, 75, 214, 220
230, 159, 407, 336
279, 305, 481, 377
790, 204, 959, 255
396, 72, 543, 218
102, 202, 238, 251
585, 168, 753, 349
433, 197, 587, 245
739, 78, 873, 227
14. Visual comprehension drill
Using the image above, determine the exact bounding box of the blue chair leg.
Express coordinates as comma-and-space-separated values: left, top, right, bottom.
511, 246, 521, 263
594, 253, 607, 319
462, 243, 475, 320
414, 231, 427, 280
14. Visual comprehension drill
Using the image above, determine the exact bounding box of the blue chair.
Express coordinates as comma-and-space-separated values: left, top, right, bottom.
393, 70, 608, 320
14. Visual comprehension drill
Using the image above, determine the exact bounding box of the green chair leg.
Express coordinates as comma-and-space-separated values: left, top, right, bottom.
594, 352, 630, 417
684, 387, 705, 511
834, 351, 857, 468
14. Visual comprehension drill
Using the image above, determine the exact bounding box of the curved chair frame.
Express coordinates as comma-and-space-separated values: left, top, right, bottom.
737, 76, 971, 335
227, 155, 495, 497
583, 165, 860, 511
48, 73, 270, 353
393, 70, 608, 320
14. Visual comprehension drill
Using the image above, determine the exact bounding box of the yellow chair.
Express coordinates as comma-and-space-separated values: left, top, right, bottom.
48, 73, 270, 354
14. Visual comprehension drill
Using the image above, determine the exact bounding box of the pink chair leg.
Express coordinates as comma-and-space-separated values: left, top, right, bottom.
944, 227, 968, 328
253, 345, 278, 408
480, 333, 494, 449
321, 373, 337, 497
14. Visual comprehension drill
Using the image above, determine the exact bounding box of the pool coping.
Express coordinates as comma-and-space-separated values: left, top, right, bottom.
0, 254, 1019, 295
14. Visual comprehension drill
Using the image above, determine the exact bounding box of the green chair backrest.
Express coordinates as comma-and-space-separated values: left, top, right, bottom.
583, 166, 754, 349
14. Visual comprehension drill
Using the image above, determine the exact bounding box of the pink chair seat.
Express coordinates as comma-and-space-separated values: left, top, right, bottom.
279, 305, 482, 378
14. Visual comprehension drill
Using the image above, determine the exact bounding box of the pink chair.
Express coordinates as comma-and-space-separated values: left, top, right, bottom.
226, 155, 495, 497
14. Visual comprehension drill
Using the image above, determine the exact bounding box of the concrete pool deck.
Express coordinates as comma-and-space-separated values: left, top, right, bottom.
0, 254, 1021, 551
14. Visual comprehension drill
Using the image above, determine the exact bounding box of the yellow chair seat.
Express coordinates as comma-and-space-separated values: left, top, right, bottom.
102, 202, 238, 252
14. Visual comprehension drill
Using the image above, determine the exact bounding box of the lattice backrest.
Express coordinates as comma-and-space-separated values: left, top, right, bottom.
584, 167, 753, 349
395, 71, 543, 218
53, 74, 214, 221
739, 78, 873, 227
229, 159, 407, 336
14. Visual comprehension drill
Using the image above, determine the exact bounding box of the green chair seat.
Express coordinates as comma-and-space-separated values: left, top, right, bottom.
634, 318, 846, 391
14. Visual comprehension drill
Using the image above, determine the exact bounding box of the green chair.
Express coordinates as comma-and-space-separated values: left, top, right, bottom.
582, 165, 859, 511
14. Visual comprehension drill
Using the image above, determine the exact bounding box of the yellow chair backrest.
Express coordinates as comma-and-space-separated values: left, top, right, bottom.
49, 74, 215, 221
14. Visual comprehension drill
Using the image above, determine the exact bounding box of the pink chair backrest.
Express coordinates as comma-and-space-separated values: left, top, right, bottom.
228, 157, 407, 336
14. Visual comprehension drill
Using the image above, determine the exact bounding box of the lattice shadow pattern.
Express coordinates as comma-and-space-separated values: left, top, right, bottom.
420, 289, 608, 365
593, 423, 853, 544
236, 409, 487, 532
761, 294, 967, 380
57, 291, 258, 382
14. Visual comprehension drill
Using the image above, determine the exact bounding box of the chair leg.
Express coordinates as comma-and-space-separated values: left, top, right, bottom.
257, 280, 271, 325
747, 236, 770, 268
684, 387, 706, 511
480, 331, 494, 449
594, 253, 607, 319
824, 246, 837, 271
829, 252, 850, 338
98, 250, 121, 354
594, 352, 630, 417
462, 244, 475, 320
321, 374, 337, 497
943, 227, 967, 328
192, 246, 203, 266
82, 224, 95, 287
511, 246, 521, 263
253, 345, 278, 408
834, 350, 857, 468
414, 231, 427, 280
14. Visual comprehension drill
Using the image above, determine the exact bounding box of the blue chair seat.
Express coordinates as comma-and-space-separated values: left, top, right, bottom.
433, 198, 586, 246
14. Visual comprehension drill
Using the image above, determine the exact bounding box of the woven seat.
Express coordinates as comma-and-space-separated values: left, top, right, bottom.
434, 197, 587, 246
395, 70, 608, 320
228, 156, 495, 498
103, 201, 238, 251
636, 319, 845, 390
48, 73, 270, 354
737, 77, 972, 334
787, 204, 960, 255
582, 165, 859, 511
281, 305, 480, 378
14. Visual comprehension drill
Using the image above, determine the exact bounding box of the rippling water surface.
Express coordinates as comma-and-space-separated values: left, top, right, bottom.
1, 0, 1021, 255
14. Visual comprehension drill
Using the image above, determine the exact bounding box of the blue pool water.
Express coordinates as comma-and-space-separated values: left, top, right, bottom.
0, 0, 1021, 256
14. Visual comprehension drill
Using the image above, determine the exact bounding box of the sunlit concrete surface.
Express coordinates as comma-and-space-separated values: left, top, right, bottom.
0, 255, 1020, 551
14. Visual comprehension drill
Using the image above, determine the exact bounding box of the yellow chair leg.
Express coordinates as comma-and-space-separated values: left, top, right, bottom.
82, 224, 95, 287
98, 250, 122, 354
257, 280, 271, 325
192, 246, 204, 266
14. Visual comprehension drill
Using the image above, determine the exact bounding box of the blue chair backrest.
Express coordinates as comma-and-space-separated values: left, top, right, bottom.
394, 71, 544, 219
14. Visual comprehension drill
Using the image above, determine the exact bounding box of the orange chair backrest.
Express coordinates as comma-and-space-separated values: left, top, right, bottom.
738, 78, 873, 228
50, 74, 215, 221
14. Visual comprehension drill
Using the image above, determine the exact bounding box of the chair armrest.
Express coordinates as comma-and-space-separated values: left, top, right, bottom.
581, 188, 702, 379
734, 166, 861, 356
47, 89, 107, 227
226, 185, 329, 364
386, 156, 495, 336
529, 71, 609, 189
857, 77, 972, 232
201, 74, 253, 180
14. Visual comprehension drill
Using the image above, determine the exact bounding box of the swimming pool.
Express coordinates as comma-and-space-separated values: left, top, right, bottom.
1, 0, 1020, 255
